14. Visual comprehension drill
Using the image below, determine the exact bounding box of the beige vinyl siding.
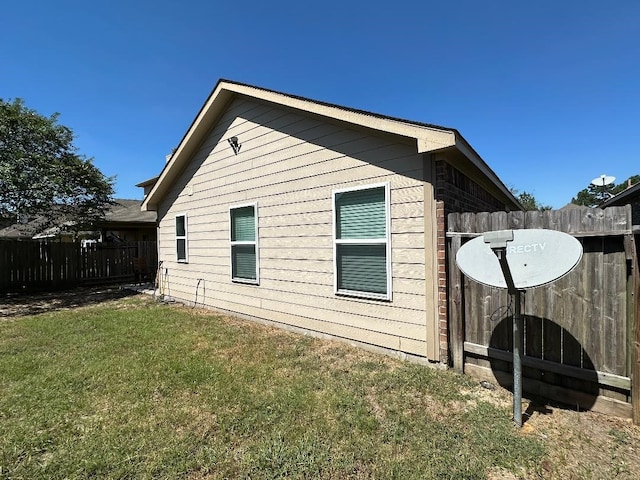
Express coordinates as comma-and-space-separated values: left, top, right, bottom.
156, 97, 434, 357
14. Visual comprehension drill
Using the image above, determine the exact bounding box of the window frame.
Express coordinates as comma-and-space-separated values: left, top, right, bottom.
229, 201, 260, 285
175, 213, 188, 263
332, 182, 392, 301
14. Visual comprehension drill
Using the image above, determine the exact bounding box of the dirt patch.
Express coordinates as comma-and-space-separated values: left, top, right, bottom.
470, 382, 640, 479
523, 403, 639, 479
0, 285, 141, 318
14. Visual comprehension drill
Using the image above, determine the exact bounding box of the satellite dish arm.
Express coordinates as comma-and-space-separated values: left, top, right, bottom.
493, 248, 517, 294
483, 230, 518, 294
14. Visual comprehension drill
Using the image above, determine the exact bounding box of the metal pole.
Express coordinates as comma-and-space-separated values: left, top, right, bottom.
513, 290, 522, 428
489, 240, 523, 428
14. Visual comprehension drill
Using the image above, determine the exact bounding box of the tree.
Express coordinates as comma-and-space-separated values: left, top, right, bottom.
0, 98, 114, 234
511, 189, 551, 211
571, 175, 640, 207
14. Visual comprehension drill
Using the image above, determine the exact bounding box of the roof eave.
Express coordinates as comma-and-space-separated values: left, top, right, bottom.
142, 80, 463, 212
143, 81, 236, 211
143, 79, 519, 212
600, 182, 640, 208
136, 176, 160, 188
453, 133, 522, 209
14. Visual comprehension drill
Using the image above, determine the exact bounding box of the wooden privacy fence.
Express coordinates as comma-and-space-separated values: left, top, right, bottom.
0, 240, 158, 292
447, 206, 639, 423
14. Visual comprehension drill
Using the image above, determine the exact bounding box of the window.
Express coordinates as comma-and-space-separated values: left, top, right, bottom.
230, 203, 259, 283
333, 183, 391, 300
176, 214, 188, 262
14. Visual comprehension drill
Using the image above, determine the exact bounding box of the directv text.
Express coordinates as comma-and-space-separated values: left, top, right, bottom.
506, 243, 546, 254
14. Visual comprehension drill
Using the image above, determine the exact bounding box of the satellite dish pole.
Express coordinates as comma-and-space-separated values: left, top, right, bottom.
483, 231, 524, 427
591, 174, 616, 203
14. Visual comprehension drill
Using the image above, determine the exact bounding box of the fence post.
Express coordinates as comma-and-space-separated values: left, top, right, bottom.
448, 234, 464, 373
631, 234, 640, 425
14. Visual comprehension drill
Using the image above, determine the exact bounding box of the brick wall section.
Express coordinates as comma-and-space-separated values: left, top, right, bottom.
436, 162, 506, 216
436, 200, 447, 361
434, 160, 512, 363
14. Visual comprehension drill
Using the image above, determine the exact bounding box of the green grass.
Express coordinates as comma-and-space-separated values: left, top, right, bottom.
0, 293, 544, 479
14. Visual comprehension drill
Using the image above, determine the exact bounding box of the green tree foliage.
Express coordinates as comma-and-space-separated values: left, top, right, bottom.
0, 98, 114, 233
571, 175, 640, 207
511, 189, 551, 211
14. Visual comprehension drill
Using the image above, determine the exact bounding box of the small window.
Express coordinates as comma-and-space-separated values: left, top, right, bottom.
230, 203, 259, 284
333, 183, 391, 300
176, 214, 188, 262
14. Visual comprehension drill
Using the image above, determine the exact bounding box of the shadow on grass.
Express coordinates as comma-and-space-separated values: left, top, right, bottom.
0, 286, 140, 318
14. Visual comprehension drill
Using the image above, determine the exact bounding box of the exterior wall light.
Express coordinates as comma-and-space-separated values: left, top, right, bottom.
228, 136, 241, 155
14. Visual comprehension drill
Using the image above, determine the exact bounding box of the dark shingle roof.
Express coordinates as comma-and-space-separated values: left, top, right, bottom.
0, 199, 156, 239
105, 199, 156, 223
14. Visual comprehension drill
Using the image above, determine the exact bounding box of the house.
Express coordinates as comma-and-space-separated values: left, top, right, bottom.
600, 181, 640, 228
142, 79, 520, 363
136, 176, 160, 199
99, 199, 157, 243
0, 199, 156, 243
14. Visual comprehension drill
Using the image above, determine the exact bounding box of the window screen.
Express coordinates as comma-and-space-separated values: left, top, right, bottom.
334, 185, 390, 299
230, 205, 258, 283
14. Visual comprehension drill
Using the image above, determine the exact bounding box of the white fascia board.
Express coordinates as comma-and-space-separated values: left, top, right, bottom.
229, 83, 456, 150
416, 133, 457, 153
142, 83, 233, 211
142, 80, 462, 211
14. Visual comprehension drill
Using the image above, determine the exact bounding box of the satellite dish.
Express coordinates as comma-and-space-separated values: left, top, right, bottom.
456, 229, 583, 289
456, 228, 583, 429
591, 174, 615, 187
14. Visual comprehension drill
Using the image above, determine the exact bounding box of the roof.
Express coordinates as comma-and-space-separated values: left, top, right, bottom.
143, 79, 519, 211
135, 176, 159, 188
104, 199, 156, 223
0, 221, 41, 239
0, 199, 156, 239
600, 182, 640, 208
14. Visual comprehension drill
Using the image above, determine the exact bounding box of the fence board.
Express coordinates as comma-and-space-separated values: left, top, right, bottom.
0, 240, 157, 292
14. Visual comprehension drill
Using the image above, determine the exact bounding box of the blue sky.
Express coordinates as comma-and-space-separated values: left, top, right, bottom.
2, 0, 638, 208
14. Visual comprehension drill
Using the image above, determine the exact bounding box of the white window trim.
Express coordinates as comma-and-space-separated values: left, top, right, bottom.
332, 182, 392, 301
175, 213, 188, 263
229, 201, 260, 285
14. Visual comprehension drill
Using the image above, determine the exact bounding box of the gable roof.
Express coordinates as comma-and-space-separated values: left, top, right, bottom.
143, 79, 518, 211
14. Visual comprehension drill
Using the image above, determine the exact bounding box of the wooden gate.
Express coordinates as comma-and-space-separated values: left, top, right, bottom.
447, 206, 639, 422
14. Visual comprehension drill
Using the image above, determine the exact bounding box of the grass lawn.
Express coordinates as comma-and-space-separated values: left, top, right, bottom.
0, 289, 637, 479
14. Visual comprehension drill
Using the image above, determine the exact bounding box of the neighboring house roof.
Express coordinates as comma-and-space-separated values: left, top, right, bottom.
0, 221, 40, 239
32, 221, 77, 240
600, 182, 640, 208
104, 199, 157, 224
0, 199, 156, 239
135, 176, 160, 189
558, 202, 586, 210
143, 79, 520, 211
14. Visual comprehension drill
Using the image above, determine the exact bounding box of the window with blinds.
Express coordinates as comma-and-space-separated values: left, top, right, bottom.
333, 184, 391, 300
230, 204, 259, 283
176, 214, 188, 262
